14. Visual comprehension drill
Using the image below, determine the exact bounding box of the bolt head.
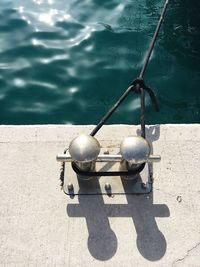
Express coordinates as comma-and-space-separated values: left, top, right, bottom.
69, 134, 100, 162
120, 136, 151, 163
105, 183, 111, 190
68, 183, 73, 191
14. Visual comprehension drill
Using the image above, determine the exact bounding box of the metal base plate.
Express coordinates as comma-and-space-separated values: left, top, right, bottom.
63, 149, 153, 195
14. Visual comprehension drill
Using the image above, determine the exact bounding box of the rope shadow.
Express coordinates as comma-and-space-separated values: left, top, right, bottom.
136, 124, 160, 143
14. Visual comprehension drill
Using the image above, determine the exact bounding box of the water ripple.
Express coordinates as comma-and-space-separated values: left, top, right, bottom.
0, 0, 199, 124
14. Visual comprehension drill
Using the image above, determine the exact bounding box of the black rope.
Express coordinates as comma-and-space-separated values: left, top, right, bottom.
71, 161, 145, 177
139, 0, 169, 79
90, 85, 134, 136
59, 148, 68, 187
140, 88, 146, 138
131, 78, 159, 112
59, 0, 170, 185
90, 0, 169, 137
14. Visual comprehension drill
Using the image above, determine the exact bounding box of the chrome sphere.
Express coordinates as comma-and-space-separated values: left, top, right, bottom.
69, 134, 100, 162
120, 136, 151, 163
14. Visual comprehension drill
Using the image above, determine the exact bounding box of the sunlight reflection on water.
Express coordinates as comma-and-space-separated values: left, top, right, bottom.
0, 0, 199, 124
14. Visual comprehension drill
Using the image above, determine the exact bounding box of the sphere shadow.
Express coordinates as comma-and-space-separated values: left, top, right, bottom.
67, 187, 169, 261
66, 125, 169, 261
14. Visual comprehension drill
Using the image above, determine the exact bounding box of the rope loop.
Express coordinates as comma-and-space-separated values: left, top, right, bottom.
131, 78, 159, 112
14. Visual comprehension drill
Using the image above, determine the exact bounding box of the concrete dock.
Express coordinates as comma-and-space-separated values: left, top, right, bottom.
0, 124, 200, 266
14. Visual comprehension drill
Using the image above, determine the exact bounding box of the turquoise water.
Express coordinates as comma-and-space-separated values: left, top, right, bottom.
0, 0, 199, 125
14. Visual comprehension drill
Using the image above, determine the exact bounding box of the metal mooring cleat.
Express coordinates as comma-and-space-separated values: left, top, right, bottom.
57, 0, 170, 195
57, 135, 160, 167
57, 134, 161, 195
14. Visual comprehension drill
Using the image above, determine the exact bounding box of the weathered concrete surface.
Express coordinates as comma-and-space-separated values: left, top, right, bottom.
0, 124, 200, 267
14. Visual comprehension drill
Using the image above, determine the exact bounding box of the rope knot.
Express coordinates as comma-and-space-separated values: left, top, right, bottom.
131, 78, 159, 112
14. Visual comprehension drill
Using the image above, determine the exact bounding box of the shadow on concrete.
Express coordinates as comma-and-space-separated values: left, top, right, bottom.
67, 190, 169, 261
67, 183, 118, 261
66, 125, 170, 261
136, 124, 160, 143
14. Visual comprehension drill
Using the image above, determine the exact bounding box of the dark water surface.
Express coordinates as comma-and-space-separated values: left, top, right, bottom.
0, 0, 199, 125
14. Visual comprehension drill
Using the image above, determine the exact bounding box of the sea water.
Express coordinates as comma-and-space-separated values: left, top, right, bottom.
0, 0, 199, 125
